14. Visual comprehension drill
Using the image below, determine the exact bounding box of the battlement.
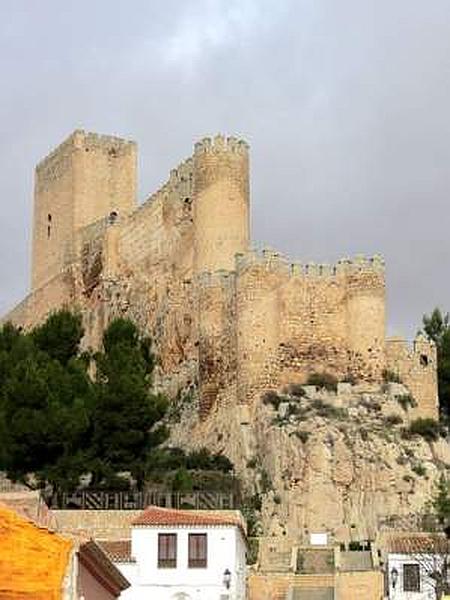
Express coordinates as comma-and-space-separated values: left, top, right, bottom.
235, 248, 290, 276
7, 130, 438, 426
73, 130, 136, 154
385, 334, 438, 418
36, 129, 135, 172
168, 157, 194, 187
136, 156, 195, 217
235, 250, 385, 280
79, 210, 122, 241
194, 134, 249, 156
386, 333, 436, 359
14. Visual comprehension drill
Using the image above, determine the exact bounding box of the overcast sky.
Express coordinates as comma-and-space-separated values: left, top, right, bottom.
1, 0, 450, 337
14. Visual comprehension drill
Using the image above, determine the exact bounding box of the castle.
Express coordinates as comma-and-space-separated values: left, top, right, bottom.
4, 130, 438, 420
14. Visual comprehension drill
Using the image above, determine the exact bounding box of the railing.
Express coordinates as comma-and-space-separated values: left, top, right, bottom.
46, 489, 237, 511
0, 474, 28, 493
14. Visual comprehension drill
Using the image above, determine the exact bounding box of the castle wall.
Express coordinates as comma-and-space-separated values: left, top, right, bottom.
235, 251, 286, 405
32, 130, 136, 292
4, 130, 437, 423
386, 335, 439, 419
3, 271, 76, 330
346, 255, 386, 380
118, 155, 194, 275
72, 131, 136, 231
193, 136, 249, 274
234, 252, 386, 405
277, 263, 349, 386
32, 137, 76, 290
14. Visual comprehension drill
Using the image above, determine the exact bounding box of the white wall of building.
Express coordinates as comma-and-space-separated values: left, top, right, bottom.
387, 553, 442, 600
117, 524, 246, 600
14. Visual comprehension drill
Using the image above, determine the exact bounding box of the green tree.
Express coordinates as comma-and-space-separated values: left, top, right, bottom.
90, 318, 168, 488
32, 309, 85, 365
433, 475, 450, 530
0, 310, 232, 497
0, 312, 92, 492
422, 308, 450, 416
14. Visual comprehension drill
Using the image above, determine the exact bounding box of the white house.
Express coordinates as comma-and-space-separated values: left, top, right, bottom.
102, 505, 247, 600
384, 533, 450, 600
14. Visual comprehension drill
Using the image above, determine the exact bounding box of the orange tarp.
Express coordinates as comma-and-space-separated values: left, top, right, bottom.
0, 505, 73, 600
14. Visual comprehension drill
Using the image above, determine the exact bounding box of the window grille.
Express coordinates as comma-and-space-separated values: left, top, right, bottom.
403, 563, 420, 592
158, 533, 177, 568
188, 533, 207, 568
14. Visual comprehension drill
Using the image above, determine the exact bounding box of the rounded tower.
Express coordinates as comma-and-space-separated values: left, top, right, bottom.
193, 135, 249, 274
346, 256, 386, 380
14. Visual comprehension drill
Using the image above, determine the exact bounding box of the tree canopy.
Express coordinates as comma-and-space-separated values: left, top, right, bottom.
0, 311, 168, 493
422, 308, 450, 416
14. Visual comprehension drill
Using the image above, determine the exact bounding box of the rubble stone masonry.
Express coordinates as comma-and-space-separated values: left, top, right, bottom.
3, 130, 438, 421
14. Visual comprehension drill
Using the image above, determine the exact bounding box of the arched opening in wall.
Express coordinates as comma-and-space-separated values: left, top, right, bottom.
47, 213, 52, 239
108, 210, 118, 224
420, 354, 429, 367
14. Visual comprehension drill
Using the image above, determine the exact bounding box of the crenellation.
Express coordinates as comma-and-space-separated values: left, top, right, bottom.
194, 134, 249, 156
36, 130, 136, 175
235, 250, 259, 272
4, 130, 438, 423
35, 130, 80, 172
385, 334, 438, 418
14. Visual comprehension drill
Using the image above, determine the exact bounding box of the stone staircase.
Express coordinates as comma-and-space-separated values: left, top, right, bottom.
339, 550, 372, 571
259, 537, 294, 573
248, 573, 335, 600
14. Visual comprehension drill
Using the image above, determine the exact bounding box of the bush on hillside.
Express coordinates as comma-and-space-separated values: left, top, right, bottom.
306, 372, 338, 392
408, 418, 441, 442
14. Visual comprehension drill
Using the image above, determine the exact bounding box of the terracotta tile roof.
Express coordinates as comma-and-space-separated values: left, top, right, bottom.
98, 539, 135, 563
387, 533, 450, 554
132, 505, 246, 535
79, 541, 131, 592
0, 505, 73, 600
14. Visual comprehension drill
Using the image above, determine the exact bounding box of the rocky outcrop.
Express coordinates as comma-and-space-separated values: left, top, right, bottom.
169, 382, 450, 543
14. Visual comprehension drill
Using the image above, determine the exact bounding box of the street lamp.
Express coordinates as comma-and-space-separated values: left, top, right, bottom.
391, 566, 399, 589
223, 568, 231, 590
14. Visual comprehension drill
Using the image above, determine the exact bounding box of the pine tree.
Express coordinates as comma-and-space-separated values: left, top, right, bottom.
422, 308, 450, 415
90, 318, 168, 488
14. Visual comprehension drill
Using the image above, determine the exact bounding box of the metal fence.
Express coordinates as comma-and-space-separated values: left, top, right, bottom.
47, 489, 238, 511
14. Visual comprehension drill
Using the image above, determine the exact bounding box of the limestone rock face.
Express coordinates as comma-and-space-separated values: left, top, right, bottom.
169, 384, 450, 542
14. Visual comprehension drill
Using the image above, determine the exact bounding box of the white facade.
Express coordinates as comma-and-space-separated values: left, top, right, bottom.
116, 523, 247, 600
387, 552, 443, 600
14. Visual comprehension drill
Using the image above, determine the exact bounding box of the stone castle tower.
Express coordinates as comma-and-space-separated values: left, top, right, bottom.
4, 130, 438, 421
32, 131, 137, 291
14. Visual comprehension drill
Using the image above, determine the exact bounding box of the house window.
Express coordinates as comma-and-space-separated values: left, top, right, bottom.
188, 533, 207, 568
404, 563, 420, 592
158, 533, 177, 568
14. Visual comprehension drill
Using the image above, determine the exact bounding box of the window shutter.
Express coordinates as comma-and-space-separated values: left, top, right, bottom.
158, 533, 177, 568
188, 533, 207, 568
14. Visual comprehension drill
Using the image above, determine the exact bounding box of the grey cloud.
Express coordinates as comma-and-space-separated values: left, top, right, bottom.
1, 0, 450, 337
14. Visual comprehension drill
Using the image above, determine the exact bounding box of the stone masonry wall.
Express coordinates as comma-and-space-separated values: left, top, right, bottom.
193, 135, 249, 274
234, 250, 386, 406
3, 130, 438, 424
32, 130, 136, 291
386, 334, 438, 419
